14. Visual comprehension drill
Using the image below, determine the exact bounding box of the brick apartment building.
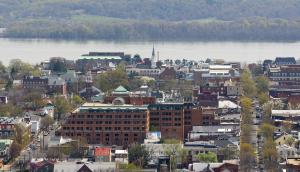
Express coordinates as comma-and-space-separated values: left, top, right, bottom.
149, 103, 220, 139
56, 101, 221, 145
155, 66, 180, 88
104, 86, 156, 105
56, 101, 149, 146
197, 91, 219, 107
268, 65, 300, 85
22, 76, 67, 95
200, 83, 227, 96
288, 93, 300, 108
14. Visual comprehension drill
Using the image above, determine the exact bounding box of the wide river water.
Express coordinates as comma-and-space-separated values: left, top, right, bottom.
1, 38, 300, 65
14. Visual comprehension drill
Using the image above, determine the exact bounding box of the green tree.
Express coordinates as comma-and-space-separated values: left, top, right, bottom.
71, 95, 84, 105
129, 71, 139, 78
0, 61, 5, 71
40, 116, 55, 129
240, 143, 255, 172
162, 138, 187, 171
196, 151, 218, 162
163, 79, 177, 92
240, 67, 257, 98
98, 70, 129, 92
52, 96, 71, 120
150, 125, 157, 132
128, 144, 149, 167
120, 163, 142, 172
223, 147, 237, 160
11, 142, 23, 159
259, 123, 276, 139
8, 59, 24, 73
243, 20, 250, 29
257, 92, 269, 105
254, 74, 270, 94
241, 97, 252, 111
5, 80, 13, 91
147, 79, 155, 88
53, 60, 63, 72
261, 139, 279, 171
61, 143, 72, 156
183, 90, 193, 102
22, 92, 46, 110
116, 61, 127, 72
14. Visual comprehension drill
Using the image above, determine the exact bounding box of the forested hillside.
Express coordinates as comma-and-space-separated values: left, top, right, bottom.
1, 0, 300, 40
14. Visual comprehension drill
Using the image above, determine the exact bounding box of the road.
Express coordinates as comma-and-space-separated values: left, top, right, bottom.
251, 99, 263, 172
10, 127, 56, 172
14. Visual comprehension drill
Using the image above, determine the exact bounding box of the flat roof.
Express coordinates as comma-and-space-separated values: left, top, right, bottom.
79, 103, 148, 110
79, 56, 122, 60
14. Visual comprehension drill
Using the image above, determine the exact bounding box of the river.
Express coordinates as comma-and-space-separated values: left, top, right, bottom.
1, 38, 300, 65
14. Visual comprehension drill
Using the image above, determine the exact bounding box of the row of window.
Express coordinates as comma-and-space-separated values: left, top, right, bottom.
63, 126, 145, 130
23, 81, 44, 84
161, 75, 178, 78
150, 112, 182, 115
150, 118, 182, 121
71, 120, 146, 125
73, 114, 146, 118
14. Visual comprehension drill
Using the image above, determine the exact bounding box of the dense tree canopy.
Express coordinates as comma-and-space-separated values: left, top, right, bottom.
2, 0, 300, 40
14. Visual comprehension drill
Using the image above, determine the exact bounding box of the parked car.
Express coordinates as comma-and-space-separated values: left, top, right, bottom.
44, 133, 48, 136
27, 148, 31, 151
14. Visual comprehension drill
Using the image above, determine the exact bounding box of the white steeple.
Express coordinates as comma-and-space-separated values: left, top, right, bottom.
151, 45, 156, 68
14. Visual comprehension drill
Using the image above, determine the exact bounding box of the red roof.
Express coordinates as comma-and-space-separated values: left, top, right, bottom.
36, 163, 44, 167
48, 160, 57, 164
94, 148, 111, 156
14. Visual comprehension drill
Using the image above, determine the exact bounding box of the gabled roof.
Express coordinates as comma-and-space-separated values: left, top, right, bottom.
79, 86, 101, 94
274, 132, 292, 141
111, 86, 130, 95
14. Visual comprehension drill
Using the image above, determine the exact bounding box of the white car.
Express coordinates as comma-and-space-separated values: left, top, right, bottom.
27, 148, 31, 151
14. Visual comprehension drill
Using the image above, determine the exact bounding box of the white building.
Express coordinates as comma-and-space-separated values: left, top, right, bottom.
276, 144, 297, 159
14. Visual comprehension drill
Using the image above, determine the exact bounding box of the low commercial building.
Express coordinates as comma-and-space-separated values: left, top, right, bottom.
94, 148, 111, 162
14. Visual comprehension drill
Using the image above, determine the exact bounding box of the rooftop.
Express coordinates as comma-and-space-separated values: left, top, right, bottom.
94, 148, 111, 156
79, 56, 122, 60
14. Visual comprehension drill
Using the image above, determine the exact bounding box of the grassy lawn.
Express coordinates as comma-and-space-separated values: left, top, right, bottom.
71, 15, 123, 22
173, 17, 233, 23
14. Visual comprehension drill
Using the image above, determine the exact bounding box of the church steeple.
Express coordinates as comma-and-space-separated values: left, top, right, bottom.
152, 45, 155, 56
151, 44, 157, 69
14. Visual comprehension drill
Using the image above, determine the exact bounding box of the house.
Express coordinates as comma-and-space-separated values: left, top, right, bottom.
34, 161, 55, 172
0, 139, 13, 161
275, 57, 296, 66
276, 144, 297, 159
115, 150, 128, 163
48, 136, 71, 147
53, 161, 119, 172
190, 162, 238, 172
218, 100, 241, 114
274, 133, 294, 147
94, 148, 111, 162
